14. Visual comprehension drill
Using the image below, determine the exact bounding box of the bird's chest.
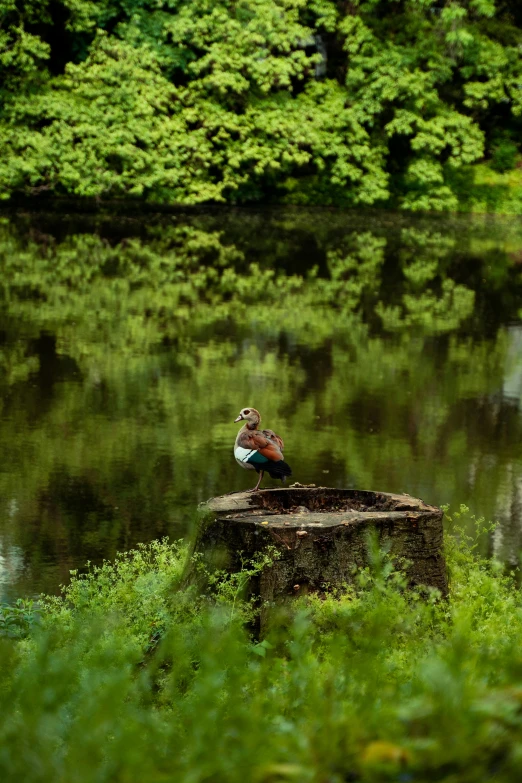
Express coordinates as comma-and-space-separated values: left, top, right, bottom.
234, 446, 257, 471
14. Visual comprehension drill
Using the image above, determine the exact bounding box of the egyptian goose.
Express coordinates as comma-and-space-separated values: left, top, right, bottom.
234, 407, 292, 492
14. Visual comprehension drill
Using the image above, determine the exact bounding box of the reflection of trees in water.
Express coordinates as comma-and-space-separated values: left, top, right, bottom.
504, 326, 522, 403
1, 213, 522, 595
493, 465, 522, 566
491, 326, 522, 565
0, 501, 25, 600
2, 216, 521, 370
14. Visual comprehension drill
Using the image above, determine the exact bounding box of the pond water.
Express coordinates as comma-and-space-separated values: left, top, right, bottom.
1, 206, 522, 600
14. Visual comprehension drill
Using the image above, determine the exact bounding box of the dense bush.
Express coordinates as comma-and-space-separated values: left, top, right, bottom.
1, 1, 522, 209
1, 507, 522, 781
491, 140, 520, 174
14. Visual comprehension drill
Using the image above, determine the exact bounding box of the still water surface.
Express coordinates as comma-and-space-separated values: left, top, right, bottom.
1, 207, 522, 599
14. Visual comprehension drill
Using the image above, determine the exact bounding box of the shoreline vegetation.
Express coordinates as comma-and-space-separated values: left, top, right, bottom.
2, 507, 522, 781
2, 1, 522, 214
5, 176, 522, 215
4, 164, 522, 215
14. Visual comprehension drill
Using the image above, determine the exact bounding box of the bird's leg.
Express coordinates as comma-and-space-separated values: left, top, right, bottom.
246, 470, 264, 493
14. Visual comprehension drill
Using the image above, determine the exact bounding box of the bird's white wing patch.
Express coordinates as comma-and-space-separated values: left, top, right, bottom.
234, 446, 257, 463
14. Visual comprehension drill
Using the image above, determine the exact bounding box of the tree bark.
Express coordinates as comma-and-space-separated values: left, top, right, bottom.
189, 485, 447, 611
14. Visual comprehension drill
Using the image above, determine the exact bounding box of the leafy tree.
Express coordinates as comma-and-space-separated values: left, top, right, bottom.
2, 0, 522, 207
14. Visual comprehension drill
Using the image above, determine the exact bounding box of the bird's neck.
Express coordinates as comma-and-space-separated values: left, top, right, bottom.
245, 420, 259, 431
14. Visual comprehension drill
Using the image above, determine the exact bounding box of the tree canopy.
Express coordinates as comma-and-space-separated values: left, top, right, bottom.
1, 0, 522, 208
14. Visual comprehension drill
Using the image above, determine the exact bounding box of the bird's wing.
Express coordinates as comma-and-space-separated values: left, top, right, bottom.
237, 429, 284, 462
262, 428, 284, 452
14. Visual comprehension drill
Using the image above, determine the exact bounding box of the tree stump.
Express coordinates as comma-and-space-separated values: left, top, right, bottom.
189, 485, 447, 613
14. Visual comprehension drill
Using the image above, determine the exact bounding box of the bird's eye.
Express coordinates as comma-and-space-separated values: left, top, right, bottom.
243, 409, 251, 415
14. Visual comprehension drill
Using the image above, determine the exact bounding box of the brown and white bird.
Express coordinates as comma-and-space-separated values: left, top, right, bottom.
234, 407, 292, 492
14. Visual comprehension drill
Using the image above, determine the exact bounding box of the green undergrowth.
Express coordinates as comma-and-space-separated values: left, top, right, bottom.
453, 164, 522, 215
1, 508, 522, 782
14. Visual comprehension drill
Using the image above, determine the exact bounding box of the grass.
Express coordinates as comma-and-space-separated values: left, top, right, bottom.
1, 507, 522, 782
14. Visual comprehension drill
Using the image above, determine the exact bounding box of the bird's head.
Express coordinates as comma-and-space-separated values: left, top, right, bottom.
234, 407, 260, 428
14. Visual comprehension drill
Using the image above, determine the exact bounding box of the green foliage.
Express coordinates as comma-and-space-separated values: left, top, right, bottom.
0, 598, 40, 639
452, 162, 522, 213
193, 544, 282, 624
1, 0, 522, 208
0, 0, 51, 98
2, 521, 522, 781
40, 538, 188, 651
491, 140, 519, 173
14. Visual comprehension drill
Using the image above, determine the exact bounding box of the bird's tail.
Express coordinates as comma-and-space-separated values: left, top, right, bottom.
267, 460, 292, 482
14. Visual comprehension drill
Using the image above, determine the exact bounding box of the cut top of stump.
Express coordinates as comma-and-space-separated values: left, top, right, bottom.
203, 485, 442, 529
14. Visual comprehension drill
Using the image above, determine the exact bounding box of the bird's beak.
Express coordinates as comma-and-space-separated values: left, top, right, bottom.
234, 415, 242, 423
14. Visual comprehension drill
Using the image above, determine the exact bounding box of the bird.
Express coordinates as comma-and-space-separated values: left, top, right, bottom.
234, 407, 292, 492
